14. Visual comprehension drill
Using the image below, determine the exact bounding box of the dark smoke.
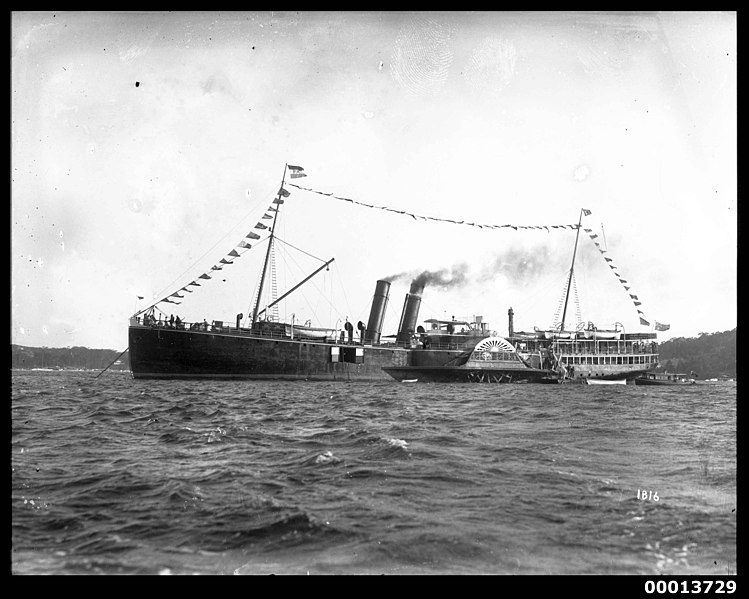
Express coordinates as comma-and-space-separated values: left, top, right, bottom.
479, 246, 570, 286
381, 245, 571, 293
382, 264, 469, 294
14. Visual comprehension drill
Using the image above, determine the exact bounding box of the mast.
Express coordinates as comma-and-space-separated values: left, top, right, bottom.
559, 208, 585, 332
252, 164, 288, 327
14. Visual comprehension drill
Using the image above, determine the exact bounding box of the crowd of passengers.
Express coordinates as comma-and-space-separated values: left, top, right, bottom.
140, 313, 212, 331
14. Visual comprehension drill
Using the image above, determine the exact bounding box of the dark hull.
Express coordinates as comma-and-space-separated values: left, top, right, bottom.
128, 325, 407, 381
128, 325, 658, 384
635, 379, 696, 386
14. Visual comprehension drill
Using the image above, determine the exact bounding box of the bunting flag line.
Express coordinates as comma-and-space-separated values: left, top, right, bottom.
286, 183, 581, 231
147, 198, 282, 312
583, 226, 654, 327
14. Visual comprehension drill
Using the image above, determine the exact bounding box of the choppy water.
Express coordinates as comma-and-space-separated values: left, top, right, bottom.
11, 370, 736, 575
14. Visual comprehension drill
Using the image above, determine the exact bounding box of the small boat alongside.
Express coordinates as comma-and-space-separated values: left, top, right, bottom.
635, 372, 696, 386
585, 377, 628, 385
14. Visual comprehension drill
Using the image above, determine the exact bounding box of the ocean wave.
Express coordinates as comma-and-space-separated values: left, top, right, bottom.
197, 511, 346, 552
305, 451, 343, 466
158, 428, 202, 444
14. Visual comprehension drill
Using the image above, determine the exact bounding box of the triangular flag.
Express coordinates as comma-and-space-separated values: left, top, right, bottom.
229, 249, 240, 257
246, 232, 261, 240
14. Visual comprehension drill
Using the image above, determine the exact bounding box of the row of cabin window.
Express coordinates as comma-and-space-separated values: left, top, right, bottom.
560, 354, 655, 365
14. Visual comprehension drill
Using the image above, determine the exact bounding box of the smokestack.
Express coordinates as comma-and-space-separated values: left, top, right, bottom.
508, 307, 514, 337
397, 284, 424, 344
364, 280, 391, 344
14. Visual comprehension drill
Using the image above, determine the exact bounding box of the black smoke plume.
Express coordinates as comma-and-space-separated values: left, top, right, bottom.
382, 264, 469, 294
382, 244, 572, 292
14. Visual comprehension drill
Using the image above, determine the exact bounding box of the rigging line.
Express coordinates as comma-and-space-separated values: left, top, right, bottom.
287, 182, 581, 231
273, 235, 328, 263
149, 234, 270, 317
582, 228, 645, 313
94, 347, 129, 379
331, 263, 357, 323
292, 268, 340, 324
153, 185, 277, 301
245, 235, 273, 318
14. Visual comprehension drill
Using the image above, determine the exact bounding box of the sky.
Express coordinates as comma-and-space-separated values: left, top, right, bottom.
11, 11, 736, 350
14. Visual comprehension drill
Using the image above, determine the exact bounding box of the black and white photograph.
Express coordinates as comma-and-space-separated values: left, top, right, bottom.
12, 11, 736, 579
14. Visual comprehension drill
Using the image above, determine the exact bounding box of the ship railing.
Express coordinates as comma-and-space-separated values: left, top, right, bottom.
416, 342, 474, 350
131, 317, 382, 343
550, 340, 658, 355
132, 317, 290, 338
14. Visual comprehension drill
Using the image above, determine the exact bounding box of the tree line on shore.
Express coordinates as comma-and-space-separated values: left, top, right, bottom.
11, 345, 130, 371
655, 328, 735, 379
